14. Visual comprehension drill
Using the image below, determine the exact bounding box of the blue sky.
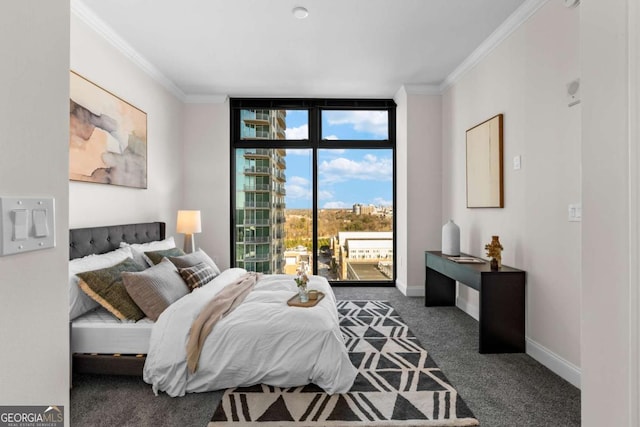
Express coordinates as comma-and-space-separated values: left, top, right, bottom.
283, 110, 393, 209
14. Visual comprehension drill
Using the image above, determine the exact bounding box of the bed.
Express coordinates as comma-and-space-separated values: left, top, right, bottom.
70, 222, 165, 375
69, 222, 357, 396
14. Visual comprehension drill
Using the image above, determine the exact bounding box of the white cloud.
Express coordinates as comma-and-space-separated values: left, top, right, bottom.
324, 111, 388, 138
373, 197, 392, 207
286, 176, 311, 200
323, 201, 350, 209
324, 135, 339, 140
289, 176, 309, 186
285, 124, 308, 140
319, 154, 392, 184
318, 190, 333, 200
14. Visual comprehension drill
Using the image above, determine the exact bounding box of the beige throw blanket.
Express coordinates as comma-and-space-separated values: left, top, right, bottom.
186, 272, 260, 374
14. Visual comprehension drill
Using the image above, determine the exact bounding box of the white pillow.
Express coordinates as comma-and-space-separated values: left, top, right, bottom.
69, 246, 134, 320
120, 236, 175, 267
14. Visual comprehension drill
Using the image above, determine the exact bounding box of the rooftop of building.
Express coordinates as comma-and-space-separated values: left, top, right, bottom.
346, 240, 393, 249
347, 262, 391, 281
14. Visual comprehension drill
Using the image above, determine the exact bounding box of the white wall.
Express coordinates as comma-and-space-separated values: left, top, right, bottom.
0, 0, 70, 423
407, 93, 442, 293
581, 0, 635, 424
441, 1, 581, 385
394, 88, 443, 296
69, 14, 184, 233
630, 2, 640, 423
182, 102, 231, 268
395, 88, 409, 291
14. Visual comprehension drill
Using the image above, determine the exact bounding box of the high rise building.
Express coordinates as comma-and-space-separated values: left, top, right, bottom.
353, 203, 376, 215
235, 109, 287, 273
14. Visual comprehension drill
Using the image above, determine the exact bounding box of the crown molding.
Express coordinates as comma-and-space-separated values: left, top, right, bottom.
440, 0, 550, 93
402, 84, 442, 96
70, 0, 187, 101
73, 0, 548, 101
184, 94, 229, 104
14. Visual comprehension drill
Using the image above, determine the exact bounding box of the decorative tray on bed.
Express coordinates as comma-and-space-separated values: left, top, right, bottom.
287, 291, 325, 307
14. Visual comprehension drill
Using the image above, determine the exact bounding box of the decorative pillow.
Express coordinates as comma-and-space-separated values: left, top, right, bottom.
178, 262, 217, 291
144, 247, 186, 266
68, 246, 136, 320
168, 249, 221, 275
77, 258, 146, 321
122, 258, 189, 321
120, 236, 176, 267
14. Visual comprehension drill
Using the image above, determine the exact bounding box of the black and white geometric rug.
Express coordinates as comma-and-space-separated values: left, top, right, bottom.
209, 300, 479, 426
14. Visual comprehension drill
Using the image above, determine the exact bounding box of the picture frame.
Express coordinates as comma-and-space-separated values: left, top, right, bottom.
69, 71, 147, 189
466, 114, 503, 208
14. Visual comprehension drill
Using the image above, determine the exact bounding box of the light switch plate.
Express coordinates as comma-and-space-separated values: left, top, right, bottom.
0, 197, 55, 255
513, 155, 521, 170
568, 203, 582, 222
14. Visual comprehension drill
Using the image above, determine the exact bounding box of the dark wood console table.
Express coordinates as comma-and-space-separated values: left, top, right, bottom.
425, 251, 526, 353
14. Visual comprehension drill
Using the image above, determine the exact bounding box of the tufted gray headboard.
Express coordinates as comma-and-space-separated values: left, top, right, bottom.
69, 222, 166, 260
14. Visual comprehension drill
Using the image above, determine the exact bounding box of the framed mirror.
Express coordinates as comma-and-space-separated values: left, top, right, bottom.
466, 114, 504, 208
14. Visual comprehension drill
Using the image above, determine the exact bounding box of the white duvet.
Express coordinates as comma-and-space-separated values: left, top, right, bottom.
143, 268, 357, 397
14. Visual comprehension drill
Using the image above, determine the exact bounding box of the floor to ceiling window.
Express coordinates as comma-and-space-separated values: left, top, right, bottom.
230, 99, 396, 286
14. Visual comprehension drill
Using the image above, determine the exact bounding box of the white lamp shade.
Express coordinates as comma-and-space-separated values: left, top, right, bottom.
176, 210, 202, 234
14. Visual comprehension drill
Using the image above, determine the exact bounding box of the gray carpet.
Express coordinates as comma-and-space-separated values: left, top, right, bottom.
71, 287, 580, 426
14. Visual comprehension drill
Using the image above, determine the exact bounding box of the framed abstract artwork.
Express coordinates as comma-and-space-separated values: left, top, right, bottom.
69, 71, 147, 189
466, 114, 503, 208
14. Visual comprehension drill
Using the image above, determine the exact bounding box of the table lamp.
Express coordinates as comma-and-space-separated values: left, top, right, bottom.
176, 210, 201, 253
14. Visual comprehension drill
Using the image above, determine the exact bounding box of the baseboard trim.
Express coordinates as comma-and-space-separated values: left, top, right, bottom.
526, 338, 581, 389
395, 280, 425, 297
456, 295, 480, 321
456, 295, 581, 388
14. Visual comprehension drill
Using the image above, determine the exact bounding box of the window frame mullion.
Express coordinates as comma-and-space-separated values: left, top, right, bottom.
230, 98, 396, 286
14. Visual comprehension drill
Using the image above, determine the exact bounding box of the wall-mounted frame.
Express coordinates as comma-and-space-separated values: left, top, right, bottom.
466, 114, 503, 208
69, 71, 147, 189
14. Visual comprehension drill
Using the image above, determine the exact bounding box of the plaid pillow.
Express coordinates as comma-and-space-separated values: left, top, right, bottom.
178, 262, 216, 291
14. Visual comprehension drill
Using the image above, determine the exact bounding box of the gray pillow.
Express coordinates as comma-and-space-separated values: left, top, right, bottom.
122, 258, 190, 321
168, 249, 221, 275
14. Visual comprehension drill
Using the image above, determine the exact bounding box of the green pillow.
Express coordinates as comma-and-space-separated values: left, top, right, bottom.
77, 258, 146, 321
144, 247, 186, 265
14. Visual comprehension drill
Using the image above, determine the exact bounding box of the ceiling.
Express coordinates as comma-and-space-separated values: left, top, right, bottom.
74, 0, 527, 99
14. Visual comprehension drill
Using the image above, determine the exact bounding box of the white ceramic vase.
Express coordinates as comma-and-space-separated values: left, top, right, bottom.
442, 220, 460, 256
